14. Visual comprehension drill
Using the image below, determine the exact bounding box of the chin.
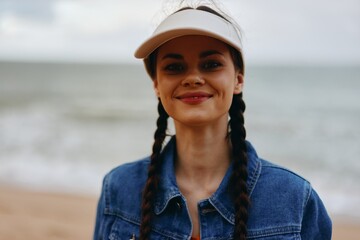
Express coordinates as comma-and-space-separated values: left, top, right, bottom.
173, 114, 229, 128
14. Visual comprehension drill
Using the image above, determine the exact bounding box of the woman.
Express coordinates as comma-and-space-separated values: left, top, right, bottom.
94, 5, 332, 240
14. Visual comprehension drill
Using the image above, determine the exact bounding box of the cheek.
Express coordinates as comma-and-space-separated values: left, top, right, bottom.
156, 81, 175, 100
214, 78, 236, 96
214, 76, 237, 106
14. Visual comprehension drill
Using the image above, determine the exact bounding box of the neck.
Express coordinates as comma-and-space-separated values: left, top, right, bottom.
174, 117, 232, 188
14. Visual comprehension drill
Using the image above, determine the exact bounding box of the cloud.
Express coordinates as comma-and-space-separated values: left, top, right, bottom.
232, 0, 360, 64
55, 2, 125, 35
0, 0, 162, 61
0, 0, 359, 63
0, 0, 55, 22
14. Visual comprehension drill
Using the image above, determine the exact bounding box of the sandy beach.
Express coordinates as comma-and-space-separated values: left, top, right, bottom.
0, 186, 97, 240
0, 186, 359, 240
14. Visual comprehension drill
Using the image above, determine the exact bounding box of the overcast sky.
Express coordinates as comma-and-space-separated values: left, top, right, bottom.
0, 0, 359, 64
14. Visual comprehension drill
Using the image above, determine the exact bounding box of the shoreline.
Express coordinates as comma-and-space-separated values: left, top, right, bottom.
0, 186, 359, 240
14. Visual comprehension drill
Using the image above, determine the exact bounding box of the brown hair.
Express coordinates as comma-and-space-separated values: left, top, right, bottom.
140, 6, 249, 240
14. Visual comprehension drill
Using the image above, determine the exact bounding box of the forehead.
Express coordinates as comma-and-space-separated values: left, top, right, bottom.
157, 35, 230, 56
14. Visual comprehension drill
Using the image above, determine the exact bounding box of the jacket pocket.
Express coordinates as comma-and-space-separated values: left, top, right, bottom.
108, 217, 175, 240
108, 217, 138, 240
247, 232, 301, 240
247, 234, 300, 240
247, 226, 301, 240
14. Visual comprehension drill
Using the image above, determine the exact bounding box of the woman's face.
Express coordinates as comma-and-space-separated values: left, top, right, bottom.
154, 35, 243, 127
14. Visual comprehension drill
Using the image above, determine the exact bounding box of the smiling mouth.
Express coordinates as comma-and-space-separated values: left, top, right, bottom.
183, 96, 203, 99
175, 92, 213, 104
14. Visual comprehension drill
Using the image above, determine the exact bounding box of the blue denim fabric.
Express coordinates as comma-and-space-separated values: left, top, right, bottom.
94, 137, 332, 239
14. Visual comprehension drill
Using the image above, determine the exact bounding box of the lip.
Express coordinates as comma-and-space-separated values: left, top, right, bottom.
175, 92, 213, 104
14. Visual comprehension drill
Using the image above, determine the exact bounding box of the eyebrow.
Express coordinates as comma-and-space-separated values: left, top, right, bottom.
199, 50, 223, 58
161, 53, 183, 60
161, 50, 223, 60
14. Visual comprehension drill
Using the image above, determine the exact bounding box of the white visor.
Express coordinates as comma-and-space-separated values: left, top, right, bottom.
134, 9, 243, 59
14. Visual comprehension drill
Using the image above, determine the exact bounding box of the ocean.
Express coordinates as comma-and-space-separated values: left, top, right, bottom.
0, 61, 359, 220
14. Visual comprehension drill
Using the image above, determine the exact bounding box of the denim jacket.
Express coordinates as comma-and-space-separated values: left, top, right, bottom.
94, 137, 332, 239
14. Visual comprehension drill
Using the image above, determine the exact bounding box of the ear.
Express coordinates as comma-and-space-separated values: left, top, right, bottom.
233, 72, 244, 94
153, 78, 160, 97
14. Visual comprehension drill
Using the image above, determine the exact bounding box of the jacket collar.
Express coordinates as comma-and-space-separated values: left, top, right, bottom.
153, 136, 262, 225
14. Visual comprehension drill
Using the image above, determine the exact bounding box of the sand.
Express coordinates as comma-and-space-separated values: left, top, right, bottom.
0, 186, 97, 240
0, 186, 359, 240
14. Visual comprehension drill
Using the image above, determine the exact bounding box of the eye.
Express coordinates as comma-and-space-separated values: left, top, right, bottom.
163, 63, 185, 73
202, 61, 222, 70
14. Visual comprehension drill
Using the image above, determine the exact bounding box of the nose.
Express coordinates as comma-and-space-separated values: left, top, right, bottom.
181, 72, 205, 87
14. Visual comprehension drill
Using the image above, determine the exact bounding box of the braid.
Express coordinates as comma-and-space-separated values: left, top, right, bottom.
229, 93, 250, 240
139, 99, 169, 240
